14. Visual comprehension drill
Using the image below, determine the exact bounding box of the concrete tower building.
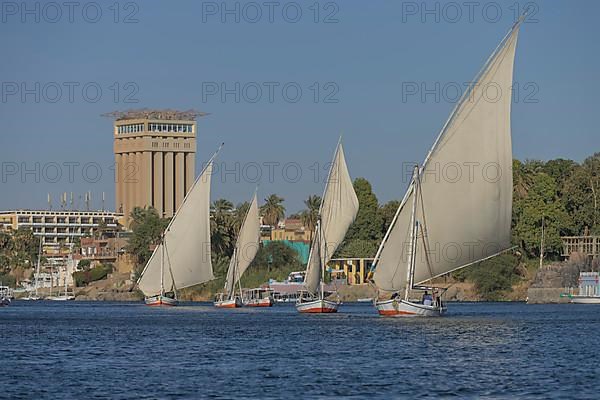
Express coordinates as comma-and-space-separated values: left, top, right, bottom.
109, 109, 207, 224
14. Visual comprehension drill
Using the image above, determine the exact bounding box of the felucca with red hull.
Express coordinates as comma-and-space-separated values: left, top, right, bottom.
214, 192, 261, 308
371, 15, 527, 317
296, 138, 359, 314
136, 145, 222, 306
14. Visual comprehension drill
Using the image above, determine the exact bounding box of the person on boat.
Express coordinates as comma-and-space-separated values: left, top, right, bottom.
391, 292, 399, 300
422, 291, 432, 306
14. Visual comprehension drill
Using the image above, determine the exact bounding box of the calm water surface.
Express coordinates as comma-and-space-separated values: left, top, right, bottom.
1, 301, 599, 399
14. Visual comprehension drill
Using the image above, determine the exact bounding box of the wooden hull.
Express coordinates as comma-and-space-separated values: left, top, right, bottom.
145, 295, 178, 306
214, 297, 242, 308
570, 296, 600, 304
296, 299, 339, 313
375, 298, 445, 317
244, 297, 274, 307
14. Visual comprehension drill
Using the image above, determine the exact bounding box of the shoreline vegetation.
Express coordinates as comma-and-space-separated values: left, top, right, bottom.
2, 153, 599, 302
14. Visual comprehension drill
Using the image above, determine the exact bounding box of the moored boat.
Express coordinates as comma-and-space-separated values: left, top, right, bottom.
296, 138, 359, 314
564, 272, 600, 304
371, 14, 526, 317
0, 286, 12, 306
243, 288, 274, 307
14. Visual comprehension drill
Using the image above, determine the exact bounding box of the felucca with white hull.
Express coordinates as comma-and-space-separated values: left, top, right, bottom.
214, 192, 261, 308
136, 145, 222, 306
296, 138, 359, 313
372, 15, 526, 317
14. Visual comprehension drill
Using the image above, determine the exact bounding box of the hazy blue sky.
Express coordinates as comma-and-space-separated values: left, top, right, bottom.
0, 0, 598, 213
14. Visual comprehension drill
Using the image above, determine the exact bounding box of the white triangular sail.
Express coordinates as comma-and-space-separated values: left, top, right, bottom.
374, 21, 521, 292
138, 161, 215, 297
304, 141, 359, 295
224, 193, 261, 296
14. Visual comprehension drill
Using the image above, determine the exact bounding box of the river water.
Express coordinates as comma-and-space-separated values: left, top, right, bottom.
1, 301, 598, 399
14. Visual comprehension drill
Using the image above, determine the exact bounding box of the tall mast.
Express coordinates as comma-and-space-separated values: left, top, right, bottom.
35, 239, 42, 297
539, 216, 545, 269
160, 234, 165, 297
404, 166, 420, 301
319, 220, 325, 301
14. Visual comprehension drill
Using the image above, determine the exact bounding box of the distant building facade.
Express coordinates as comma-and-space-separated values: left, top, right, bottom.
0, 210, 122, 250
267, 218, 311, 242
109, 109, 206, 224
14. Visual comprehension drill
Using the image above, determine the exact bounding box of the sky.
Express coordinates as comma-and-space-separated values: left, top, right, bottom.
0, 0, 598, 214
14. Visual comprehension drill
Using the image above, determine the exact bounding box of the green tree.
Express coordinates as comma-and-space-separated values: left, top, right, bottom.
233, 201, 250, 236
127, 207, 169, 276
513, 172, 573, 258
563, 153, 600, 234
250, 242, 302, 272
380, 200, 400, 234
336, 178, 381, 257
260, 194, 285, 227
300, 195, 321, 242
211, 199, 235, 258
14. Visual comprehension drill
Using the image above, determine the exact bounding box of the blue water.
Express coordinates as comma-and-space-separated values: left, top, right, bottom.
1, 301, 599, 399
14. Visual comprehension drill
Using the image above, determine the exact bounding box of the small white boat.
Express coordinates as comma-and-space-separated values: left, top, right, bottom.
565, 272, 600, 304
22, 295, 42, 301
295, 138, 359, 314
0, 286, 12, 306
296, 295, 339, 313
214, 191, 261, 309
569, 296, 600, 304
213, 293, 242, 308
46, 295, 75, 301
243, 288, 274, 307
375, 298, 446, 317
145, 294, 178, 306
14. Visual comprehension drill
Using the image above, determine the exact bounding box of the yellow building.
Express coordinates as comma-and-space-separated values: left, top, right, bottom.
329, 258, 375, 285
268, 218, 311, 242
108, 109, 207, 225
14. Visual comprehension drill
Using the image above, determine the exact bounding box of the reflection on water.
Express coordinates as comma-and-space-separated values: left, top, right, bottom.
1, 302, 599, 399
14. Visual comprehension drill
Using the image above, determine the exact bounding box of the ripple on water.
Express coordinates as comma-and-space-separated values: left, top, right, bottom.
1, 301, 600, 399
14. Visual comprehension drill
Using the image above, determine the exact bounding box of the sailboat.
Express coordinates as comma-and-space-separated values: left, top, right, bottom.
137, 145, 222, 306
214, 192, 261, 308
23, 239, 43, 301
47, 252, 76, 301
372, 15, 526, 317
296, 138, 359, 313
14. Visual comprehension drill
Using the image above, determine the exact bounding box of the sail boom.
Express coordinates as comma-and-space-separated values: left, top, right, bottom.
414, 246, 517, 287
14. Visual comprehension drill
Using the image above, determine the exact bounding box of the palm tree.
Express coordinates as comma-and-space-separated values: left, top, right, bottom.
300, 195, 321, 242
260, 194, 285, 227
233, 201, 250, 236
211, 199, 235, 257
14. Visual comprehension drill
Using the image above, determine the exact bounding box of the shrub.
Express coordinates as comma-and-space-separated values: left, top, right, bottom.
73, 263, 114, 287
